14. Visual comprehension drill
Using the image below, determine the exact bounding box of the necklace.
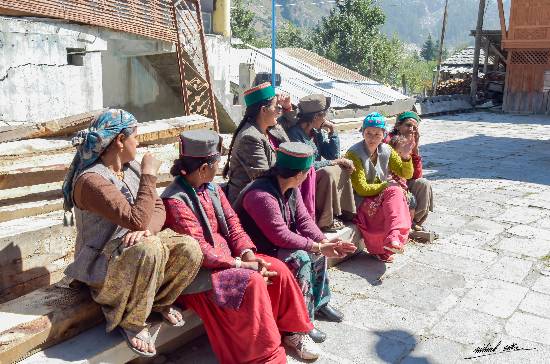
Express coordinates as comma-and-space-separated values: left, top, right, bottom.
114, 170, 124, 180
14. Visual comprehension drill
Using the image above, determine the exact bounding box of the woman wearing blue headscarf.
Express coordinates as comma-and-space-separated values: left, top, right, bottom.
62, 109, 202, 357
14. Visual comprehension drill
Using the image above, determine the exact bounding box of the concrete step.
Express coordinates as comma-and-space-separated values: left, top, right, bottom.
7, 224, 363, 363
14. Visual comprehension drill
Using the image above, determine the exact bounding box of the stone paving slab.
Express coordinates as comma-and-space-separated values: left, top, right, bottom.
496, 237, 550, 258
483, 256, 533, 284
461, 279, 528, 318
505, 312, 550, 345
519, 291, 550, 319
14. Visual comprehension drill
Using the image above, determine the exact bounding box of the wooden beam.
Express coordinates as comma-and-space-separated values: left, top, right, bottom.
433, 0, 449, 96
0, 285, 102, 364
471, 0, 486, 105
497, 0, 507, 40
490, 43, 507, 64
0, 110, 107, 143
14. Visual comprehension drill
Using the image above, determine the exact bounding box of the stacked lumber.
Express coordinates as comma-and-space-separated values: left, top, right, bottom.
436, 76, 472, 95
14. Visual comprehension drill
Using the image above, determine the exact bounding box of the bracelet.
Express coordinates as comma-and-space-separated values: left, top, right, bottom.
240, 249, 253, 258
235, 257, 242, 268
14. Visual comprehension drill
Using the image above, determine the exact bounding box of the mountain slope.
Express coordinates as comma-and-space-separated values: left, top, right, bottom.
249, 0, 510, 48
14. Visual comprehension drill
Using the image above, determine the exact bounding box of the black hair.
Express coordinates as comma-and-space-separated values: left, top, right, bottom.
223, 97, 275, 178
296, 112, 317, 125
261, 165, 308, 179
170, 154, 220, 177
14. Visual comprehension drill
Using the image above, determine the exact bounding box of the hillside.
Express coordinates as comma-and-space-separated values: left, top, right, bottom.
250, 0, 510, 49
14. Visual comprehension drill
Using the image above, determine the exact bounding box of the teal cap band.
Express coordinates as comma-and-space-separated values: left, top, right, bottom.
276, 151, 314, 170
244, 85, 276, 106
397, 111, 421, 123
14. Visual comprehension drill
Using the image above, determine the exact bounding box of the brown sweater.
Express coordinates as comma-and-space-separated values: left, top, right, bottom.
73, 173, 165, 234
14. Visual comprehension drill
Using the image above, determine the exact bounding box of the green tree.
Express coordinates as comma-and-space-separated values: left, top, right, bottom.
420, 34, 436, 61
230, 0, 256, 44
310, 0, 403, 83
277, 22, 308, 48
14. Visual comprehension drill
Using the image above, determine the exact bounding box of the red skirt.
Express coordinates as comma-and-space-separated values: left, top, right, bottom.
178, 254, 313, 364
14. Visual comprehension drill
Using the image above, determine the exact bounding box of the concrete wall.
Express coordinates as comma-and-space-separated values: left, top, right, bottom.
0, 17, 106, 124
205, 34, 242, 130
102, 49, 183, 123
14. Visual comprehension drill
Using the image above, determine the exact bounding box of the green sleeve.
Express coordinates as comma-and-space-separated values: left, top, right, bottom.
345, 151, 388, 197
388, 148, 414, 179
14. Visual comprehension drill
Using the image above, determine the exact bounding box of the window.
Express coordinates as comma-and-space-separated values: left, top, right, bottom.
544, 71, 550, 92
67, 48, 85, 66
202, 12, 213, 34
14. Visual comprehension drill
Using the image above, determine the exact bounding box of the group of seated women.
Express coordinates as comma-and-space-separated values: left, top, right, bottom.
60, 82, 434, 363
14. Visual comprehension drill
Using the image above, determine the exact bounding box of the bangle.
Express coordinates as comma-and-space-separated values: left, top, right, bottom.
240, 249, 253, 258
235, 257, 242, 268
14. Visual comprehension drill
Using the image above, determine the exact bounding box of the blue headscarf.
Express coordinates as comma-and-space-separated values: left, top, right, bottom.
62, 109, 138, 216
361, 112, 386, 132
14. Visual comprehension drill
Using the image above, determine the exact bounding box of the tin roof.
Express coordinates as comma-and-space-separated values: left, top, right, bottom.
230, 47, 409, 108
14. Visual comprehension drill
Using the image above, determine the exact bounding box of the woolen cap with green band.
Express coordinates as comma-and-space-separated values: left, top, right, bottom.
276, 142, 315, 170
244, 82, 276, 107
397, 111, 421, 123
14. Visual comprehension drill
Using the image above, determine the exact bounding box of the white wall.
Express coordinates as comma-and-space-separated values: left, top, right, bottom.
0, 17, 106, 124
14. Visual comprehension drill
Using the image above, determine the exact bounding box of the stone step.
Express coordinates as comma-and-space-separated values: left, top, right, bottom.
5, 224, 363, 364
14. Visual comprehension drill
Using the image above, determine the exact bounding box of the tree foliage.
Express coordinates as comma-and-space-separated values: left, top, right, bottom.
230, 0, 256, 45
277, 22, 308, 48
421, 34, 436, 61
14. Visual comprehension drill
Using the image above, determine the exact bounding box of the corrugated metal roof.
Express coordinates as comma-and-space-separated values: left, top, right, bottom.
229, 47, 408, 108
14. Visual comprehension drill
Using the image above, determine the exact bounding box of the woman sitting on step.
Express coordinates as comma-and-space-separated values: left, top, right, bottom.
223, 82, 293, 203
234, 142, 357, 344
62, 109, 202, 357
162, 130, 322, 363
385, 111, 436, 240
285, 94, 356, 232
344, 112, 414, 263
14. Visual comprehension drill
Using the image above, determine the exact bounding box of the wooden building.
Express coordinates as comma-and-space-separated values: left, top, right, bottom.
499, 0, 550, 114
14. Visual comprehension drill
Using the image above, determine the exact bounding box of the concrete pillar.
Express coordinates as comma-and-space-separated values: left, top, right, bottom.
213, 0, 231, 37
238, 63, 255, 104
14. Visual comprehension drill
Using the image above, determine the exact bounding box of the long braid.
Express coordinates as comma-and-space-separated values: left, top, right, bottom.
223, 98, 273, 179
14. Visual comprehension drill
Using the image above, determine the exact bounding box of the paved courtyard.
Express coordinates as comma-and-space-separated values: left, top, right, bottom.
166, 112, 550, 364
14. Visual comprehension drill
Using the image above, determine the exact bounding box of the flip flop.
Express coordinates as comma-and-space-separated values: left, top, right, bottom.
119, 327, 156, 357
160, 306, 186, 327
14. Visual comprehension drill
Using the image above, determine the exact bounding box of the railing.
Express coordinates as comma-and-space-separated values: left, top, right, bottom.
0, 0, 218, 130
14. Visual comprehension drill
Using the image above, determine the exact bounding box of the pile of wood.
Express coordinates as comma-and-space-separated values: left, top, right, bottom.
436, 75, 473, 95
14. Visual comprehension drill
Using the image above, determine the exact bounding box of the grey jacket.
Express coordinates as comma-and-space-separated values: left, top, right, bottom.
65, 161, 141, 286
226, 122, 289, 203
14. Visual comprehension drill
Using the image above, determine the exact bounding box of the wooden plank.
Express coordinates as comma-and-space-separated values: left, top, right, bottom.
0, 110, 107, 143
0, 115, 213, 158
497, 0, 508, 40
0, 285, 102, 364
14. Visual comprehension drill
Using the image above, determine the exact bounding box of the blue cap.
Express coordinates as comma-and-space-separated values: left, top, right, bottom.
361, 112, 386, 131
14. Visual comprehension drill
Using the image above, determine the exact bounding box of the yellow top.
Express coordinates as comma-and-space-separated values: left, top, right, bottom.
345, 147, 413, 197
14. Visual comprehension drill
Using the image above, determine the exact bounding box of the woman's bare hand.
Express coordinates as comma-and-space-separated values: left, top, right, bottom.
141, 152, 162, 176
122, 230, 151, 247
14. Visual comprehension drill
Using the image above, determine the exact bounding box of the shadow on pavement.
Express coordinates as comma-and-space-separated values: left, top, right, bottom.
374, 330, 431, 364
422, 134, 550, 185
336, 251, 387, 287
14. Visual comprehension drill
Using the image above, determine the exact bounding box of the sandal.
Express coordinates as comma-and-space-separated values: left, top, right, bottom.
160, 306, 185, 327
383, 241, 404, 254
321, 218, 345, 233
119, 326, 156, 357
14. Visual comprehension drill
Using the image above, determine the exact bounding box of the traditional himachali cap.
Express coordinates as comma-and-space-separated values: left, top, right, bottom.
244, 82, 276, 107
276, 142, 315, 171
361, 112, 386, 131
178, 130, 221, 158
397, 111, 421, 124
297, 94, 331, 115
